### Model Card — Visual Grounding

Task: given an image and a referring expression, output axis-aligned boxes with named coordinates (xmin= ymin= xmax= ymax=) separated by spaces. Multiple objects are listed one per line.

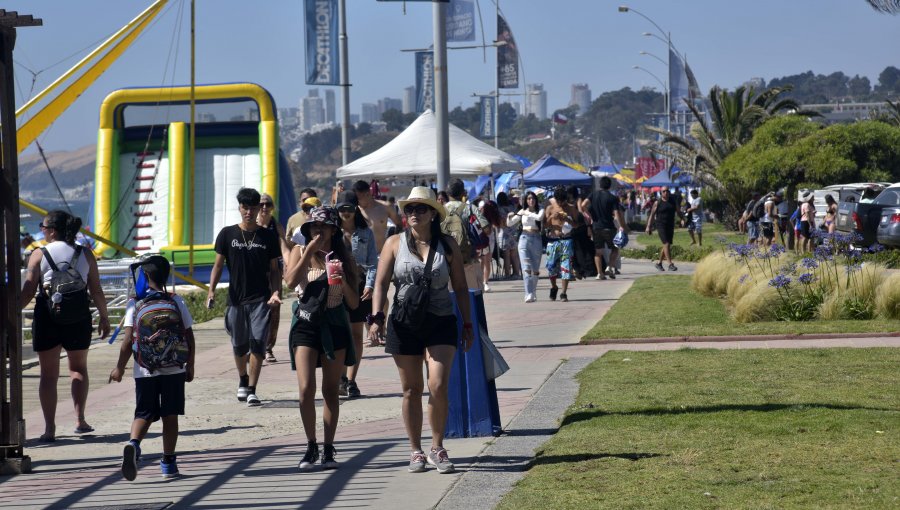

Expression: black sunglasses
xmin=259 ymin=202 xmax=273 ymax=208
xmin=338 ymin=205 xmax=356 ymax=213
xmin=403 ymin=204 xmax=432 ymax=215
xmin=39 ymin=222 xmax=53 ymax=230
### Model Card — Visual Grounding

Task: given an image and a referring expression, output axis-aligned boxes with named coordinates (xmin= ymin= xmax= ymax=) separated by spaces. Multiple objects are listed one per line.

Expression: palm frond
xmin=866 ymin=0 xmax=900 ymax=14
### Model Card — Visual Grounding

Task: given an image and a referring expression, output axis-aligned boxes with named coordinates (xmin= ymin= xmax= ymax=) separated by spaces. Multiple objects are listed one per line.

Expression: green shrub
xmin=180 ymin=287 xmax=230 ymax=324
xmin=622 ymin=244 xmax=715 ymax=263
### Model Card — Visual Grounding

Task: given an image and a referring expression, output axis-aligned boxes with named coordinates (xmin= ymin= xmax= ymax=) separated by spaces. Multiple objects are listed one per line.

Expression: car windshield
xmin=873 ymin=189 xmax=900 ymax=206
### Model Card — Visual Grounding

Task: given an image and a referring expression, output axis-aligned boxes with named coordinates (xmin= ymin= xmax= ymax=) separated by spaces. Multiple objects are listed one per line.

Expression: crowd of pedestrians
xmin=19 ymin=178 xmax=645 ymax=480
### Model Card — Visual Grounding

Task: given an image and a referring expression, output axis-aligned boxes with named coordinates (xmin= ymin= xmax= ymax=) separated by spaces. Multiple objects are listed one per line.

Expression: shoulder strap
xmin=40 ymin=247 xmax=60 ymax=272
xmin=68 ymin=245 xmax=83 ymax=267
xmin=423 ymin=235 xmax=438 ymax=280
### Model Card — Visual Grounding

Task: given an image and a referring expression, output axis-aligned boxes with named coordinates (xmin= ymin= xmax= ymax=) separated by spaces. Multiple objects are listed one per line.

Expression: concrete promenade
xmin=2 ymin=259 xmax=898 ymax=509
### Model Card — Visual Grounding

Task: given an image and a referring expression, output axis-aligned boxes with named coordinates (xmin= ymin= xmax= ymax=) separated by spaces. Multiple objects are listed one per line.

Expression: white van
xmin=813 ymin=183 xmax=891 ymax=227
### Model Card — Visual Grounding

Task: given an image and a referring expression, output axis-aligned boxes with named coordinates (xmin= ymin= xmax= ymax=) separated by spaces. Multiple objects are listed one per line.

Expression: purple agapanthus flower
xmin=768 ymin=274 xmax=792 ymax=289
xmin=798 ymin=273 xmax=816 ymax=285
xmin=868 ymin=243 xmax=885 ymax=253
xmin=800 ymin=257 xmax=819 ymax=270
xmin=769 ymin=244 xmax=786 ymax=257
xmin=780 ymin=262 xmax=798 ymax=274
xmin=845 ymin=263 xmax=862 ymax=275
xmin=738 ymin=274 xmax=750 ymax=284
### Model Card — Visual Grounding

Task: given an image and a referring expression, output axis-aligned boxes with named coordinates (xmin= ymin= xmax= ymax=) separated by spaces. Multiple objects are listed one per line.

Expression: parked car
xmin=835 ymin=183 xmax=899 ymax=246
xmin=877 ymin=207 xmax=900 ymax=247
xmin=814 ymin=183 xmax=890 ymax=228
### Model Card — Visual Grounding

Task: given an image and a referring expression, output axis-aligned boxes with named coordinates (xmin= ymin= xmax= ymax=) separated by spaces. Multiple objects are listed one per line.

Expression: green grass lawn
xmin=497 ymin=348 xmax=900 ymax=510
xmin=583 ymin=275 xmax=900 ymax=340
xmin=635 ymin=222 xmax=746 ymax=249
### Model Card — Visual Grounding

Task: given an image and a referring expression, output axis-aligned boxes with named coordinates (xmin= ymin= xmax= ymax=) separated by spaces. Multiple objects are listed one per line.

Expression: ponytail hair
xmin=45 ymin=210 xmax=82 ymax=245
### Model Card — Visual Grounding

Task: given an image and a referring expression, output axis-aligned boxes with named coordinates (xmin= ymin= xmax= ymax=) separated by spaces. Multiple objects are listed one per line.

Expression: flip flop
xmin=73 ymin=425 xmax=95 ymax=434
xmin=38 ymin=433 xmax=56 ymax=443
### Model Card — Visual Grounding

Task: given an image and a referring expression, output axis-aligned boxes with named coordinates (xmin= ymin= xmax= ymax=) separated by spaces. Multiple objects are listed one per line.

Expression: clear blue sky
xmin=8 ymin=0 xmax=899 ymax=153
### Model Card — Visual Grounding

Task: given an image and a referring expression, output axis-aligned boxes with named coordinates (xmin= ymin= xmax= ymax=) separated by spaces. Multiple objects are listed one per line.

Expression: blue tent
xmin=523 ymin=155 xmax=591 ymax=187
xmin=591 ymin=164 xmax=621 ymax=176
xmin=640 ymin=167 xmax=694 ymax=188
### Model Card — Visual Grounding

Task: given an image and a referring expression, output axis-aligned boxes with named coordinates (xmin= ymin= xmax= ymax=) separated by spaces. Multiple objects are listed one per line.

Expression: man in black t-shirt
xmin=208 ymin=188 xmax=282 ymax=407
xmin=581 ymin=176 xmax=627 ymax=280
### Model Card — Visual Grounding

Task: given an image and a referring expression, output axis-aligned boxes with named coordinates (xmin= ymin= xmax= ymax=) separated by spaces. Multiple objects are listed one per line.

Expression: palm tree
xmin=646 ymin=85 xmax=816 ymax=221
xmin=881 ymin=99 xmax=900 ymax=127
xmin=866 ymin=0 xmax=900 ymax=14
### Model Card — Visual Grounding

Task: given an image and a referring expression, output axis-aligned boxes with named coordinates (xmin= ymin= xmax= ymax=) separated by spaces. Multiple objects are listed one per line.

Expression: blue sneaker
xmin=122 ymin=441 xmax=140 ymax=481
xmin=160 ymin=458 xmax=180 ymax=479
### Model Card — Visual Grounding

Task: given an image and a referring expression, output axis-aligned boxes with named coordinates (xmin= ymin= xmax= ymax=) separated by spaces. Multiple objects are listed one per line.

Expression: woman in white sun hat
xmin=369 ymin=186 xmax=474 ymax=475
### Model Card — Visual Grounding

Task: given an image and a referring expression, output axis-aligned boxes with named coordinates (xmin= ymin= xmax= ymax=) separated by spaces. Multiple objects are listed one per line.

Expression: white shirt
xmin=39 ymin=241 xmax=90 ymax=285
xmin=291 ymin=229 xmax=307 ymax=247
xmin=123 ymin=293 xmax=193 ymax=378
xmin=518 ymin=208 xmax=544 ymax=230
xmin=689 ymin=197 xmax=703 ymax=224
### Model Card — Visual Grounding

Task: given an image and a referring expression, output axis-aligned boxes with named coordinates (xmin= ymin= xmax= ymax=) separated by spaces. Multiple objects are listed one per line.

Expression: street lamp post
xmin=632 ymin=65 xmax=668 ymax=131
xmin=620 ymin=6 xmax=676 ymax=133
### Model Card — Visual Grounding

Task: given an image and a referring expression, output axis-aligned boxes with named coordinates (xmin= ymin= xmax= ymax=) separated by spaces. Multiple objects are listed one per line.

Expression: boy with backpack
xmin=109 ymin=255 xmax=195 ymax=480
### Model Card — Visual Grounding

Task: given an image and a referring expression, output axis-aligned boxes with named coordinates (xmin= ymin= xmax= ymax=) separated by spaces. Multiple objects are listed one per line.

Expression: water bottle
xmin=51 ymin=292 xmax=63 ymax=304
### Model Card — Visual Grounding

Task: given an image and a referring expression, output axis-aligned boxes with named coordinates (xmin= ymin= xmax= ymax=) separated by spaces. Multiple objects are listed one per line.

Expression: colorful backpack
xmin=133 ymin=291 xmax=189 ymax=373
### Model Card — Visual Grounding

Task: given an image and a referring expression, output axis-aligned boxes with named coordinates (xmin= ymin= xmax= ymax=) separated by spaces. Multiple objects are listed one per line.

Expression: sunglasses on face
xmin=259 ymin=202 xmax=273 ymax=208
xmin=338 ymin=206 xmax=355 ymax=213
xmin=39 ymin=223 xmax=52 ymax=230
xmin=403 ymin=204 xmax=432 ymax=215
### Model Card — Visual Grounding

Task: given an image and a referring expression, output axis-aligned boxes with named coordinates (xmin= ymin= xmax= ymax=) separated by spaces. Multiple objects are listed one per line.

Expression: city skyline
xmin=6 ymin=0 xmax=898 ymax=152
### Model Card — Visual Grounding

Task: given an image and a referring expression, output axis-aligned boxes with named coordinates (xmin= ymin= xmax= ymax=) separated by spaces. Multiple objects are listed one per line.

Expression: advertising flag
xmin=480 ymin=96 xmax=496 ymax=138
xmin=446 ymin=0 xmax=476 ymax=42
xmin=305 ymin=0 xmax=339 ymax=85
xmin=668 ymin=48 xmax=691 ymax=113
xmin=415 ymin=51 xmax=435 ymax=113
xmin=685 ymin=59 xmax=702 ymax=104
xmin=497 ymin=15 xmax=519 ymax=89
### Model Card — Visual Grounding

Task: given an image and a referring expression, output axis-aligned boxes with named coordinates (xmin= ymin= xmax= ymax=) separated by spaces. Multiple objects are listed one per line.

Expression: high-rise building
xmin=278 ymin=107 xmax=299 ymax=128
xmin=300 ymin=90 xmax=325 ymax=131
xmin=377 ymin=97 xmax=402 ymax=114
xmin=570 ymin=83 xmax=591 ymax=115
xmin=526 ymin=83 xmax=547 ymax=120
xmin=402 ymin=86 xmax=416 ymax=114
xmin=325 ymin=89 xmax=336 ymax=124
xmin=361 ymin=103 xmax=379 ymax=123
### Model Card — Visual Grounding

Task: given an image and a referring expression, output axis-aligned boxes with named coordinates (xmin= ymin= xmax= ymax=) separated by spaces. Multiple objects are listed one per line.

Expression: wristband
xmin=366 ymin=312 xmax=385 ymax=326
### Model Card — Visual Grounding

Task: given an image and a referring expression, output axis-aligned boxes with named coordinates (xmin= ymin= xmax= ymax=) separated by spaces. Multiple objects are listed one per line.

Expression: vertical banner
xmin=415 ymin=51 xmax=435 ymax=113
xmin=480 ymin=96 xmax=496 ymax=138
xmin=668 ymin=48 xmax=691 ymax=113
xmin=305 ymin=0 xmax=339 ymax=86
xmin=497 ymin=15 xmax=519 ymax=89
xmin=446 ymin=0 xmax=476 ymax=41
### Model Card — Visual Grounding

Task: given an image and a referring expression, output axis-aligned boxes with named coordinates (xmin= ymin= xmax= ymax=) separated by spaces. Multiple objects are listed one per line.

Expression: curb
xmin=583 ymin=331 xmax=900 ymax=345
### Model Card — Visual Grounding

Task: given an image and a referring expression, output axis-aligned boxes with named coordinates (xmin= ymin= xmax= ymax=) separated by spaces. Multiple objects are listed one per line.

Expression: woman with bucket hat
xmin=284 ymin=206 xmax=359 ymax=471
xmin=368 ymin=186 xmax=474 ymax=474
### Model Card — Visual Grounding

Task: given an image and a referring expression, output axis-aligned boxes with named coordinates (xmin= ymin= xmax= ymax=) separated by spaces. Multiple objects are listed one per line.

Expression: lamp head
xmin=618 ymin=6 xmax=630 ymax=12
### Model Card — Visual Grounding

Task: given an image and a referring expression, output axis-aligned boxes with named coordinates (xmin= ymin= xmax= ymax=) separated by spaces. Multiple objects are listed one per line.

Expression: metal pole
xmin=493 ymin=0 xmax=500 ymax=150
xmin=188 ymin=0 xmax=195 ymax=276
xmin=339 ymin=0 xmax=351 ymax=166
xmin=433 ymin=1 xmax=450 ymax=191
xmin=666 ymin=31 xmax=671 ymax=134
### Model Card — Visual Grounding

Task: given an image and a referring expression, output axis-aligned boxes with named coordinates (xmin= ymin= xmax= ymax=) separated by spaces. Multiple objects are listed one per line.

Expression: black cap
xmin=138 ymin=255 xmax=171 ymax=285
xmin=336 ymin=191 xmax=358 ymax=209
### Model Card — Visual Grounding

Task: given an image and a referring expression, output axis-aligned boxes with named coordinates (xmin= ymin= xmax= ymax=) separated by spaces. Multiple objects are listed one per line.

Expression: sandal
xmin=73 ymin=425 xmax=94 ymax=434
xmin=560 ymin=293 xmax=568 ymax=302
xmin=549 ymin=286 xmax=558 ymax=301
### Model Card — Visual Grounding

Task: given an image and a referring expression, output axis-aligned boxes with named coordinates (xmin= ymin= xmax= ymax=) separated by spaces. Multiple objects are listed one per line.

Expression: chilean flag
xmin=552 ymin=112 xmax=568 ymax=124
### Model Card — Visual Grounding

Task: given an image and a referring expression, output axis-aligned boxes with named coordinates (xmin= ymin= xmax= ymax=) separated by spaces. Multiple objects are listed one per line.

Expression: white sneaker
xmin=246 ymin=393 xmax=261 ymax=407
xmin=483 ymin=283 xmax=491 ymax=293
xmin=525 ymin=293 xmax=536 ymax=303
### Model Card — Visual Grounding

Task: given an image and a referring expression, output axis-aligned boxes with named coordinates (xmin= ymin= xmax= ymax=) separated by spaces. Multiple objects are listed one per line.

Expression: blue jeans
xmin=518 ymin=232 xmax=543 ymax=296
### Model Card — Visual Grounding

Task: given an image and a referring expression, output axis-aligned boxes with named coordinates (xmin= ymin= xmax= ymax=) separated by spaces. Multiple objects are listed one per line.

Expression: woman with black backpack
xmin=20 ymin=210 xmax=111 ymax=442
xmin=368 ymin=187 xmax=474 ymax=474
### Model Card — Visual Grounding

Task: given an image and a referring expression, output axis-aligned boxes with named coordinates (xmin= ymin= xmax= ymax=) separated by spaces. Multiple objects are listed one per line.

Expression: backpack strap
xmin=422 ymin=235 xmax=438 ymax=285
xmin=68 ymin=245 xmax=83 ymax=268
xmin=40 ymin=247 xmax=61 ymax=272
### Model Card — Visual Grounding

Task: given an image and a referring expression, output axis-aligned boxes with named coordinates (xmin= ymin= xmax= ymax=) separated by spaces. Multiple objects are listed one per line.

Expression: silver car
xmin=876 ymin=207 xmax=900 ymax=247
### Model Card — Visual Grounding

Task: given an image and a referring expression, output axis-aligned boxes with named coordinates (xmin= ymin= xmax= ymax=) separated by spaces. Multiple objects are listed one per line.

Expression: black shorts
xmin=800 ymin=221 xmax=812 ymax=238
xmin=761 ymin=222 xmax=775 ymax=239
xmin=289 ymin=305 xmax=351 ymax=353
xmin=656 ymin=224 xmax=674 ymax=245
xmin=592 ymin=227 xmax=616 ymax=250
xmin=386 ymin=312 xmax=458 ymax=356
xmin=347 ymin=279 xmax=373 ymax=323
xmin=31 ymin=294 xmax=93 ymax=352
xmin=134 ymin=373 xmax=185 ymax=422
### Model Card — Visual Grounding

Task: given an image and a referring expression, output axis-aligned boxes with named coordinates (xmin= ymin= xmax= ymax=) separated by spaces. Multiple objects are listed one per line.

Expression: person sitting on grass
xmin=109 ymin=256 xmax=195 ymax=481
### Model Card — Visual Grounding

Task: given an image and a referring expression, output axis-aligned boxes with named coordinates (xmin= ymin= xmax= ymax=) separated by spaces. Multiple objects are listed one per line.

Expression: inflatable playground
xmin=91 ymin=82 xmax=297 ymax=282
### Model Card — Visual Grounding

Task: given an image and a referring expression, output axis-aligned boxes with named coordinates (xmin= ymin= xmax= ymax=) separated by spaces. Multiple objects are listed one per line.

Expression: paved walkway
xmin=2 ymin=258 xmax=898 ymax=509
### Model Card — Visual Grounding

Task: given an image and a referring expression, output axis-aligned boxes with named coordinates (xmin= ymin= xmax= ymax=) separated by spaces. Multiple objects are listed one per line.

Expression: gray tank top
xmin=393 ymin=232 xmax=453 ymax=316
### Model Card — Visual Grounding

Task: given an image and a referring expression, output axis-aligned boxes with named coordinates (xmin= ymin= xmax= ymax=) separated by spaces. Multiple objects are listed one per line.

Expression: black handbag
xmin=294 ymin=273 xmax=329 ymax=325
xmin=392 ymin=235 xmax=438 ymax=330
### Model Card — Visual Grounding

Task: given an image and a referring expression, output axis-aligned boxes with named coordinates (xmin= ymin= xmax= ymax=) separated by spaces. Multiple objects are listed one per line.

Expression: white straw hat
xmin=398 ymin=186 xmax=447 ymax=221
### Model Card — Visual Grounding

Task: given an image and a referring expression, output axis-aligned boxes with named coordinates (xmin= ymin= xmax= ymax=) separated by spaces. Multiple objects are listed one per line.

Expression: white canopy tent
xmin=336 ymin=110 xmax=522 ymax=178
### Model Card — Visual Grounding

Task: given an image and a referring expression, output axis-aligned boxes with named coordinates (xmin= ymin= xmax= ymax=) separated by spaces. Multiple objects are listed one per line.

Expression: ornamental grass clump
xmin=692 ymin=231 xmax=889 ymax=323
xmin=875 ymin=272 xmax=900 ymax=320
